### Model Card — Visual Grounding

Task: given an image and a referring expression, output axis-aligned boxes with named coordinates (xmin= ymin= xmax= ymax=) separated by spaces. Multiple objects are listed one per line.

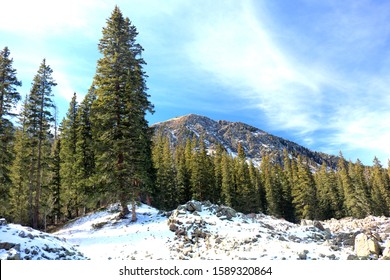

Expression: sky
xmin=1 ymin=0 xmax=390 ymax=166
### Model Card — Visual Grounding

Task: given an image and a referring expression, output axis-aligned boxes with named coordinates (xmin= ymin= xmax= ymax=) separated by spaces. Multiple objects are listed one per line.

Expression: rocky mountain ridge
xmin=152 ymin=114 xmax=338 ymax=167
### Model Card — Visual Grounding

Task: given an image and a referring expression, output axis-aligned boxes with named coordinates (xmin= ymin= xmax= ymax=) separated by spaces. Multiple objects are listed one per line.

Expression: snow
xmin=0 ymin=222 xmax=86 ymax=260
xmin=54 ymin=203 xmax=173 ymax=260
xmin=1 ymin=201 xmax=389 ymax=260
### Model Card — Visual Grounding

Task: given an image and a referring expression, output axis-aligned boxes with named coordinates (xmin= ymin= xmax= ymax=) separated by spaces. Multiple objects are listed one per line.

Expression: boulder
xmin=186 ymin=201 xmax=202 ymax=212
xmin=313 ymin=220 xmax=325 ymax=231
xmin=354 ymin=233 xmax=381 ymax=257
xmin=216 ymin=206 xmax=237 ymax=220
xmin=0 ymin=242 xmax=18 ymax=250
xmin=169 ymin=223 xmax=178 ymax=232
xmin=0 ymin=218 xmax=7 ymax=226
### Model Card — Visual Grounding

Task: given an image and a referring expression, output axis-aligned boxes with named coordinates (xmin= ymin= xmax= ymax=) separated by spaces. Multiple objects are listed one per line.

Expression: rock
xmin=0 ymin=218 xmax=7 ymax=226
xmin=216 ymin=206 xmax=236 ymax=220
xmin=354 ymin=233 xmax=381 ymax=257
xmin=347 ymin=255 xmax=359 ymax=260
xmin=186 ymin=201 xmax=202 ymax=212
xmin=383 ymin=224 xmax=390 ymax=233
xmin=313 ymin=220 xmax=325 ymax=231
xmin=169 ymin=223 xmax=178 ymax=232
xmin=0 ymin=242 xmax=18 ymax=250
xmin=382 ymin=241 xmax=390 ymax=258
xmin=175 ymin=229 xmax=187 ymax=236
xmin=298 ymin=250 xmax=309 ymax=260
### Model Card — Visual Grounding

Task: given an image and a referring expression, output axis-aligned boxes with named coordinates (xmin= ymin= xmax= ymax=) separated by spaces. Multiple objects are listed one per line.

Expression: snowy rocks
xmin=216 ymin=205 xmax=237 ymax=220
xmin=0 ymin=223 xmax=88 ymax=260
xmin=186 ymin=201 xmax=202 ymax=212
xmin=0 ymin=218 xmax=7 ymax=226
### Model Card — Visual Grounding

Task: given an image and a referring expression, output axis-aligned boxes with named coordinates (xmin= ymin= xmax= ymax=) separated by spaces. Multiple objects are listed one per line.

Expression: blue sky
xmin=1 ymin=0 xmax=390 ymax=166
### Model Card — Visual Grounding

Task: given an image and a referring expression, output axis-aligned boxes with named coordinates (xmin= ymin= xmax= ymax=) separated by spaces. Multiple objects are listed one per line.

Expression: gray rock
xmin=298 ymin=250 xmax=309 ymax=260
xmin=216 ymin=206 xmax=237 ymax=220
xmin=347 ymin=255 xmax=359 ymax=260
xmin=0 ymin=242 xmax=17 ymax=250
xmin=169 ymin=223 xmax=178 ymax=232
xmin=313 ymin=220 xmax=325 ymax=231
xmin=354 ymin=233 xmax=381 ymax=257
xmin=186 ymin=201 xmax=202 ymax=212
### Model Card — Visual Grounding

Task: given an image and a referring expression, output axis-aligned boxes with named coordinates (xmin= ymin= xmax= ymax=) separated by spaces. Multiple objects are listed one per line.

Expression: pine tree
xmin=234 ymin=143 xmax=254 ymax=212
xmin=248 ymin=160 xmax=264 ymax=212
xmin=261 ymin=153 xmax=282 ymax=217
xmin=0 ymin=47 xmax=22 ymax=218
xmin=212 ymin=144 xmax=224 ymax=204
xmin=370 ymin=157 xmax=390 ymax=216
xmin=9 ymin=125 xmax=30 ymax=225
xmin=175 ymin=142 xmax=191 ymax=204
xmin=221 ymin=151 xmax=234 ymax=206
xmin=336 ymin=155 xmax=366 ymax=218
xmin=190 ymin=136 xmax=213 ymax=201
xmin=23 ymin=59 xmax=56 ymax=228
xmin=49 ymin=137 xmax=61 ymax=224
xmin=292 ymin=156 xmax=317 ymax=220
xmin=350 ymin=159 xmax=371 ymax=218
xmin=60 ymin=93 xmax=80 ymax=218
xmin=315 ymin=162 xmax=343 ymax=220
xmin=75 ymin=86 xmax=97 ymax=211
xmin=91 ymin=7 xmax=154 ymax=220
xmin=280 ymin=150 xmax=295 ymax=221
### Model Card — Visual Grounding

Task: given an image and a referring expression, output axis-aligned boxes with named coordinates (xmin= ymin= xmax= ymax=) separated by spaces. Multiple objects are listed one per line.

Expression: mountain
xmin=151 ymin=114 xmax=338 ymax=168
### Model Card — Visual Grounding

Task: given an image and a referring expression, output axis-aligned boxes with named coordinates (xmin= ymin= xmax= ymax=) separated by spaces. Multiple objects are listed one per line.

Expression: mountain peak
xmin=152 ymin=114 xmax=338 ymax=167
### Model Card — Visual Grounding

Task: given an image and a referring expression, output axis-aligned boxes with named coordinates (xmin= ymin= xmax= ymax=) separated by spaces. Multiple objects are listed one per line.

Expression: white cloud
xmin=187 ymin=1 xmax=324 ymax=133
xmin=186 ymin=0 xmax=390 ymax=163
xmin=0 ymin=0 xmax=108 ymax=37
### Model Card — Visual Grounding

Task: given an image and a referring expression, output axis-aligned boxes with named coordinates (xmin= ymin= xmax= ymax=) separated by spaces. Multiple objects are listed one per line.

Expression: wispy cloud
xmin=185 ymin=0 xmax=390 ymax=163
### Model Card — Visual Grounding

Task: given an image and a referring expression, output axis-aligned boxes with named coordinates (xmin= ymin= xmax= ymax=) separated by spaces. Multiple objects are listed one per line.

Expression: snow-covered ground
xmin=54 ymin=203 xmax=173 ymax=260
xmin=1 ymin=201 xmax=390 ymax=260
xmin=0 ymin=218 xmax=86 ymax=260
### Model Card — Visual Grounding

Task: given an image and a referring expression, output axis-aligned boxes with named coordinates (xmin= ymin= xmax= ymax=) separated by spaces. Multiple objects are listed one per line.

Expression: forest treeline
xmin=1 ymin=7 xmax=390 ymax=230
xmin=151 ymin=134 xmax=390 ymax=222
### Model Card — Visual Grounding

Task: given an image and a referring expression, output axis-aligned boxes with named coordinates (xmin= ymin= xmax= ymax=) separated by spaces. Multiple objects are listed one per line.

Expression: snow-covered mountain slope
xmin=2 ymin=201 xmax=389 ymax=260
xmin=0 ymin=218 xmax=86 ymax=260
xmin=152 ymin=114 xmax=338 ymax=168
xmin=53 ymin=201 xmax=390 ymax=260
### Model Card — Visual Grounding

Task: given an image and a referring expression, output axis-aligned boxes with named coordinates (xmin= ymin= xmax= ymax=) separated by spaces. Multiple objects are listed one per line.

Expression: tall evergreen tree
xmin=60 ymin=93 xmax=80 ymax=218
xmin=75 ymin=86 xmax=97 ymax=211
xmin=91 ymin=7 xmax=154 ymax=221
xmin=24 ymin=59 xmax=56 ymax=228
xmin=175 ymin=142 xmax=191 ymax=204
xmin=292 ymin=156 xmax=317 ymax=220
xmin=261 ymin=153 xmax=282 ymax=217
xmin=370 ymin=157 xmax=390 ymax=216
xmin=221 ymin=151 xmax=234 ymax=206
xmin=0 ymin=47 xmax=22 ymax=218
xmin=9 ymin=121 xmax=30 ymax=225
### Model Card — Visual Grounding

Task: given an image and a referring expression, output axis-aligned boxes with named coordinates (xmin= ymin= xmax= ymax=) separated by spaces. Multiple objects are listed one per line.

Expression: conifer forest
xmin=1 ymin=7 xmax=390 ymax=230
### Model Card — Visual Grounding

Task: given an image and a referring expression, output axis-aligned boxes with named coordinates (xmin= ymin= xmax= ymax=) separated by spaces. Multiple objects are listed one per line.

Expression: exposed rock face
xmin=152 ymin=114 xmax=339 ymax=167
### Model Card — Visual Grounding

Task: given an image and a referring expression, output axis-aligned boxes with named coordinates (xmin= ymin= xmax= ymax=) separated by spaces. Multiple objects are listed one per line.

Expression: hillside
xmin=152 ymin=114 xmax=338 ymax=167
xmin=2 ymin=202 xmax=389 ymax=260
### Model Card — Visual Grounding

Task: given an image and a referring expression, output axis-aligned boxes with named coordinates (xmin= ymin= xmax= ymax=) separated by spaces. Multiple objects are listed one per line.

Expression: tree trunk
xmin=131 ymin=197 xmax=137 ymax=222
